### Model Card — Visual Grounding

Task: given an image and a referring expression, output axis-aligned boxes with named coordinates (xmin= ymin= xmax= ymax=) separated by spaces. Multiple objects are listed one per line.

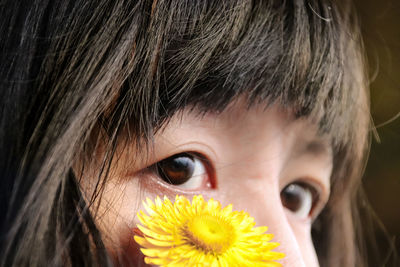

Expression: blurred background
xmin=354 ymin=0 xmax=400 ymax=265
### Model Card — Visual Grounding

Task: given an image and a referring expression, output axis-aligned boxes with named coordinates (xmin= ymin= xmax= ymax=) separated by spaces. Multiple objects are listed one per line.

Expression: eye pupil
xmin=157 ymin=154 xmax=195 ymax=185
xmin=281 ymin=184 xmax=303 ymax=212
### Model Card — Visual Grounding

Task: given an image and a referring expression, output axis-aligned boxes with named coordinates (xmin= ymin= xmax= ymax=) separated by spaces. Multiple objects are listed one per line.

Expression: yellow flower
xmin=134 ymin=195 xmax=284 ymax=266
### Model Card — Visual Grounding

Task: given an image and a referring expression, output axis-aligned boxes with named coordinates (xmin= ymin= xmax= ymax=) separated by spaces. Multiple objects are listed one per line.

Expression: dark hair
xmin=0 ymin=0 xmax=370 ymax=266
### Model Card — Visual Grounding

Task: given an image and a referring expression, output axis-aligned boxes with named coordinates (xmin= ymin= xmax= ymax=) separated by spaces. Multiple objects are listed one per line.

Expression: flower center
xmin=184 ymin=214 xmax=234 ymax=254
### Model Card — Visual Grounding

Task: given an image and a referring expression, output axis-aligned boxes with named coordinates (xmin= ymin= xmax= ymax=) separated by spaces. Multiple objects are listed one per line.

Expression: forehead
xmin=156 ymin=99 xmax=332 ymax=162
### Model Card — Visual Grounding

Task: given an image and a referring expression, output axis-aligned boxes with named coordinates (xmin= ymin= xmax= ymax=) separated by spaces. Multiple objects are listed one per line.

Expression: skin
xmin=79 ymin=99 xmax=332 ymax=266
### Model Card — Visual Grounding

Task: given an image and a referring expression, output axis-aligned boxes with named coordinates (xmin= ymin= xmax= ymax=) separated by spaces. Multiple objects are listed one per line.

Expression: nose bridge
xmin=251 ymin=187 xmax=307 ymax=267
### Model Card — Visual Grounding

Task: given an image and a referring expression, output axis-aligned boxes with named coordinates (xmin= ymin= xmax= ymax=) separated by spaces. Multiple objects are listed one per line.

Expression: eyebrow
xmin=294 ymin=139 xmax=332 ymax=159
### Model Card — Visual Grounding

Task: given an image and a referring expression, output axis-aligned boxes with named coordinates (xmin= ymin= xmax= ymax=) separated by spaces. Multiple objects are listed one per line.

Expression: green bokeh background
xmin=355 ymin=0 xmax=400 ymax=263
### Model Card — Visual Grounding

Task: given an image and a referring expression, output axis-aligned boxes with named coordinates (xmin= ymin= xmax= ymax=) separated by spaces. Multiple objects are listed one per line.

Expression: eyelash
xmin=149 ymin=152 xmax=322 ymax=219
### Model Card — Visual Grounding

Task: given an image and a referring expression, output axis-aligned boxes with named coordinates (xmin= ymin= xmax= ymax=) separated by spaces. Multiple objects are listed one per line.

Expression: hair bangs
xmin=114 ymin=0 xmax=366 ymax=150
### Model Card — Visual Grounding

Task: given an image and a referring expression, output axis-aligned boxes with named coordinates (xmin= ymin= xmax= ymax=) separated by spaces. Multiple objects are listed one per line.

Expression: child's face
xmin=81 ymin=99 xmax=332 ymax=266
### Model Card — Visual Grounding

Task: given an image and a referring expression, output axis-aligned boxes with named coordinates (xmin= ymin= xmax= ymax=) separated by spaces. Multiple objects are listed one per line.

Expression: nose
xmin=221 ymin=180 xmax=318 ymax=267
xmin=259 ymin=202 xmax=309 ymax=267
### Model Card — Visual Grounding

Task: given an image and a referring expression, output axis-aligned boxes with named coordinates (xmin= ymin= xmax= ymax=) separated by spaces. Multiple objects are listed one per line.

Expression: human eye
xmin=280 ymin=182 xmax=320 ymax=220
xmin=151 ymin=152 xmax=215 ymax=190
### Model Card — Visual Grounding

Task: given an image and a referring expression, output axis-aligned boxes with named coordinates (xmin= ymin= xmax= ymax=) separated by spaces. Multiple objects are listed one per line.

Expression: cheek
xmin=111 ymin=227 xmax=148 ymax=267
xmin=83 ymin=179 xmax=145 ymax=265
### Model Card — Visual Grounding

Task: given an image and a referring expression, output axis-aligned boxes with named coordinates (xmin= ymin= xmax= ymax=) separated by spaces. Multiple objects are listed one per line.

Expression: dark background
xmin=355 ymin=0 xmax=400 ymax=264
